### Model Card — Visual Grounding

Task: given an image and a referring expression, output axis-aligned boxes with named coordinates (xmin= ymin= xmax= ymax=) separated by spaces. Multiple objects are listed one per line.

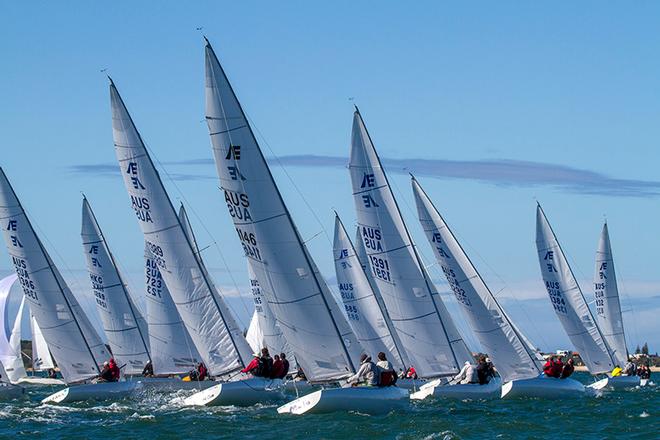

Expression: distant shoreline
xmin=574 ymin=365 xmax=660 ymax=372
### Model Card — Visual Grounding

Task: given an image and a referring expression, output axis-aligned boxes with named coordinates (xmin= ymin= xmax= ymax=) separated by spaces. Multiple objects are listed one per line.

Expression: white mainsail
xmin=30 ymin=312 xmax=55 ymax=371
xmin=109 ymin=79 xmax=252 ymax=376
xmin=535 ymin=204 xmax=614 ymax=374
xmin=0 ymin=168 xmax=109 ymax=383
xmin=412 ymin=177 xmax=543 ymax=383
xmin=349 ymin=109 xmax=472 ymax=378
xmin=81 ymin=197 xmax=151 ymax=374
xmin=144 ymin=244 xmax=200 ymax=375
xmin=204 ymin=39 xmax=362 ymax=382
xmin=333 ymin=214 xmax=406 ymax=369
xmin=0 ymin=273 xmax=26 ymax=382
xmin=247 ymin=260 xmax=291 ymax=358
xmin=594 ymin=223 xmax=628 ymax=367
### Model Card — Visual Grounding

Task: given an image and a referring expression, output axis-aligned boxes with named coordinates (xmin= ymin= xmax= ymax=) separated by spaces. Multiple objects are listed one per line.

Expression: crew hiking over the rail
xmin=477 ymin=356 xmax=496 ymax=385
xmin=241 ymin=348 xmax=274 ymax=378
xmin=98 ymin=359 xmax=120 ymax=382
xmin=543 ymin=356 xmax=564 ymax=378
xmin=270 ymin=353 xmax=290 ymax=379
xmin=376 ymin=352 xmax=397 ymax=386
xmin=453 ymin=361 xmax=479 ymax=384
xmin=348 ymin=354 xmax=379 ymax=386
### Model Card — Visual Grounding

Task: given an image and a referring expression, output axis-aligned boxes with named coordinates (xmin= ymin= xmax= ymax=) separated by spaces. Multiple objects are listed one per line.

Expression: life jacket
xmin=550 ymin=360 xmax=563 ymax=378
xmin=543 ymin=360 xmax=554 ymax=377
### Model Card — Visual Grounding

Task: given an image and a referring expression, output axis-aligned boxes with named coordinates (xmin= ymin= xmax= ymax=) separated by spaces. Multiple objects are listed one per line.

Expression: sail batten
xmin=204 ymin=40 xmax=362 ymax=382
xmin=110 ymin=80 xmax=252 ymax=376
xmin=348 ymin=109 xmax=472 ymax=378
xmin=535 ymin=205 xmax=614 ymax=374
xmin=412 ymin=177 xmax=543 ymax=382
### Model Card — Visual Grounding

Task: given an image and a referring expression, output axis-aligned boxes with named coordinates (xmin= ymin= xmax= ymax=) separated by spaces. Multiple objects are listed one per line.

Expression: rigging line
xmin=140 ymin=139 xmax=251 ymax=330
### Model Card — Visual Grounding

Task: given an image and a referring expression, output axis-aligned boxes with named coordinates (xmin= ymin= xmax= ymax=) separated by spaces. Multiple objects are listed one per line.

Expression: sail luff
xmin=535 ymin=204 xmax=614 ymax=374
xmin=204 ymin=39 xmax=361 ymax=380
xmin=412 ymin=176 xmax=543 ymax=382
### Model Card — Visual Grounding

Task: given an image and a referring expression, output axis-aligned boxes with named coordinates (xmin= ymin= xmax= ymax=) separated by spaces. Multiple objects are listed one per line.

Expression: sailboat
xmin=333 ymin=214 xmax=407 ymax=372
xmin=198 ymin=38 xmax=407 ymax=414
xmin=23 ymin=311 xmax=65 ymax=385
xmin=0 ymin=168 xmax=141 ymax=404
xmin=535 ymin=204 xmax=617 ymax=391
xmin=0 ymin=358 xmax=24 ymax=400
xmin=590 ymin=223 xmax=640 ymax=390
xmin=410 ymin=177 xmax=584 ymax=399
xmin=347 ymin=109 xmax=483 ymax=399
xmin=0 ymin=273 xmax=26 ymax=383
xmin=109 ymin=76 xmax=289 ymax=406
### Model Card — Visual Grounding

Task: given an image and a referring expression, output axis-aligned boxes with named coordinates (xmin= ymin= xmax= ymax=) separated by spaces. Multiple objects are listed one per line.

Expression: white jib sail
xmin=535 ymin=204 xmax=614 ymax=374
xmin=109 ymin=79 xmax=251 ymax=376
xmin=144 ymin=244 xmax=200 ymax=375
xmin=245 ymin=311 xmax=265 ymax=354
xmin=0 ymin=274 xmax=27 ymax=383
xmin=349 ymin=109 xmax=472 ymax=378
xmin=30 ymin=311 xmax=54 ymax=371
xmin=412 ymin=177 xmax=543 ymax=383
xmin=205 ymin=39 xmax=362 ymax=382
xmin=81 ymin=197 xmax=151 ymax=374
xmin=594 ymin=223 xmax=628 ymax=367
xmin=334 ymin=214 xmax=406 ymax=370
xmin=247 ymin=260 xmax=292 ymax=359
xmin=0 ymin=168 xmax=109 ymax=383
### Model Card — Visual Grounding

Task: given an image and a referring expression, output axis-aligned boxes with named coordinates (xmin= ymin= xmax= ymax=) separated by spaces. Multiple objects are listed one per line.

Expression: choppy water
xmin=0 ymin=373 xmax=657 ymax=440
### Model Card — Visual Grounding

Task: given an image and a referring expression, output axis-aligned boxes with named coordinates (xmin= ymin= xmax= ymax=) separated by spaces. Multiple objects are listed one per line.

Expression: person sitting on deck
xmin=142 ymin=361 xmax=154 ymax=377
xmin=543 ymin=356 xmax=563 ymax=378
xmin=241 ymin=348 xmax=273 ymax=378
xmin=47 ymin=368 xmax=57 ymax=379
xmin=109 ymin=358 xmax=120 ymax=381
xmin=453 ymin=361 xmax=479 ymax=385
xmin=405 ymin=366 xmax=418 ymax=379
xmin=611 ymin=365 xmax=622 ymax=377
xmin=197 ymin=363 xmax=208 ymax=381
xmin=279 ymin=353 xmax=290 ymax=379
xmin=348 ymin=354 xmax=379 ymax=386
xmin=637 ymin=364 xmax=650 ymax=380
xmin=376 ymin=352 xmax=397 ymax=386
xmin=98 ymin=361 xmax=115 ymax=382
xmin=561 ymin=358 xmax=575 ymax=379
xmin=270 ymin=355 xmax=284 ymax=379
xmin=293 ymin=366 xmax=306 ymax=381
xmin=622 ymin=360 xmax=637 ymax=376
xmin=477 ymin=356 xmax=495 ymax=385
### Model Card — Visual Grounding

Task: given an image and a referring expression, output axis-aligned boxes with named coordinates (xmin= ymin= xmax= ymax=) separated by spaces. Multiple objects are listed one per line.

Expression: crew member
xmin=348 ymin=354 xmax=379 ymax=386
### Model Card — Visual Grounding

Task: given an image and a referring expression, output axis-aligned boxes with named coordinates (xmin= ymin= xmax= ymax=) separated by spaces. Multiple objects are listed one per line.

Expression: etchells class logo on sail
xmin=126 ymin=162 xmax=152 ymax=223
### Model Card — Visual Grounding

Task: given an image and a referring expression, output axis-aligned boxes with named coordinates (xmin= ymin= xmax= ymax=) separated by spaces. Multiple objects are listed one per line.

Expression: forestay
xmin=30 ymin=312 xmax=55 ymax=370
xmin=0 ymin=274 xmax=26 ymax=382
xmin=204 ymin=39 xmax=361 ymax=382
xmin=594 ymin=223 xmax=628 ymax=367
xmin=0 ymin=168 xmax=108 ymax=383
xmin=412 ymin=177 xmax=542 ymax=383
xmin=81 ymin=197 xmax=151 ymax=374
xmin=349 ymin=109 xmax=472 ymax=378
xmin=109 ymin=79 xmax=251 ymax=376
xmin=333 ymin=215 xmax=406 ymax=369
xmin=144 ymin=244 xmax=200 ymax=375
xmin=535 ymin=205 xmax=614 ymax=374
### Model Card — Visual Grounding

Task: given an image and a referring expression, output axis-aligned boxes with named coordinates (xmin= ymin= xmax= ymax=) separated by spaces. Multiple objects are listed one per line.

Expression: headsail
xmin=0 ymin=274 xmax=27 ymax=383
xmin=0 ymin=168 xmax=108 ymax=383
xmin=144 ymin=244 xmax=200 ymax=375
xmin=333 ymin=214 xmax=406 ymax=370
xmin=110 ymin=79 xmax=251 ymax=376
xmin=535 ymin=204 xmax=614 ymax=374
xmin=30 ymin=311 xmax=55 ymax=371
xmin=81 ymin=197 xmax=151 ymax=374
xmin=205 ymin=39 xmax=361 ymax=382
xmin=594 ymin=223 xmax=628 ymax=367
xmin=412 ymin=177 xmax=542 ymax=383
xmin=349 ymin=109 xmax=472 ymax=378
xmin=245 ymin=311 xmax=264 ymax=354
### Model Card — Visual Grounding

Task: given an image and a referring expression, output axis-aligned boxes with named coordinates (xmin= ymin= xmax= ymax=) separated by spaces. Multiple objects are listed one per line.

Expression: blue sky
xmin=1 ymin=1 xmax=659 ymax=354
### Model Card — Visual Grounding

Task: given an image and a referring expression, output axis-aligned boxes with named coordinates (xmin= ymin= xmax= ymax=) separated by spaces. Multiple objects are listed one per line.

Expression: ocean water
xmin=0 ymin=373 xmax=656 ymax=440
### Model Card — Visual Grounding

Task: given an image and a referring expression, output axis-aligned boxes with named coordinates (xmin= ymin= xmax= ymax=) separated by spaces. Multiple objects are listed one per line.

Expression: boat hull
xmin=183 ymin=378 xmax=284 ymax=407
xmin=501 ymin=376 xmax=585 ymax=399
xmin=42 ymin=381 xmax=143 ymax=404
xmin=277 ymin=386 xmax=409 ymax=415
xmin=0 ymin=383 xmax=25 ymax=400
xmin=589 ymin=375 xmax=641 ymax=391
xmin=410 ymin=378 xmax=501 ymax=400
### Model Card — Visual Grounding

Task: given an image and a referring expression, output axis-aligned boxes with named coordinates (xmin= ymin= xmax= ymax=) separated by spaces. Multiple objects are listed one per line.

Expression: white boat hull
xmin=501 ymin=376 xmax=585 ymax=399
xmin=17 ymin=377 xmax=66 ymax=386
xmin=183 ymin=378 xmax=284 ymax=407
xmin=588 ymin=375 xmax=641 ymax=391
xmin=0 ymin=383 xmax=25 ymax=400
xmin=278 ymin=386 xmax=409 ymax=415
xmin=42 ymin=381 xmax=143 ymax=404
xmin=410 ymin=378 xmax=501 ymax=400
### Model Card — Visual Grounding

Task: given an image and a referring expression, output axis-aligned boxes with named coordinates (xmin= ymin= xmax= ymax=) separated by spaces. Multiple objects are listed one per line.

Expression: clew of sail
xmin=349 ymin=109 xmax=472 ymax=378
xmin=334 ymin=214 xmax=406 ymax=370
xmin=535 ymin=204 xmax=614 ymax=374
xmin=594 ymin=223 xmax=628 ymax=367
xmin=81 ymin=197 xmax=151 ymax=374
xmin=412 ymin=176 xmax=542 ymax=383
xmin=0 ymin=168 xmax=108 ymax=383
xmin=204 ymin=39 xmax=362 ymax=382
xmin=109 ymin=79 xmax=251 ymax=376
